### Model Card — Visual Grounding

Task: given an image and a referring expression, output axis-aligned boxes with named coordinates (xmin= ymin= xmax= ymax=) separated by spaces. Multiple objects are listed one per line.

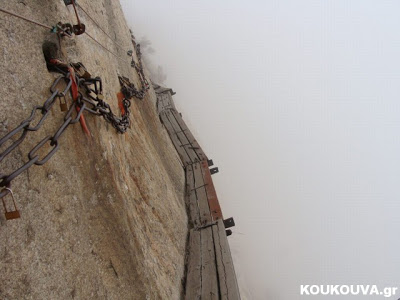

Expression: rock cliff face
xmin=0 ymin=1 xmax=187 ymax=299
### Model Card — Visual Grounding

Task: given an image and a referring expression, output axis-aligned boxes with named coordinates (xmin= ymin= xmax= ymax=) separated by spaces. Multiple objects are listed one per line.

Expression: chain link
xmin=122 ymin=44 xmax=150 ymax=100
xmin=0 ymin=72 xmax=78 ymax=187
xmin=0 ymin=4 xmax=152 ymax=219
xmin=0 ymin=43 xmax=149 ymax=196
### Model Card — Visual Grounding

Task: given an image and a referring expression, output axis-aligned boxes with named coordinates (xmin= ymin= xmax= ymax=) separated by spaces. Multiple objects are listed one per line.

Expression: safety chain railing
xmin=0 ymin=71 xmax=77 ymax=218
xmin=123 ymin=45 xmax=150 ymax=100
xmin=0 ymin=68 xmax=139 ymax=219
xmin=0 ymin=49 xmax=149 ymax=221
xmin=0 ymin=0 xmax=152 ymax=221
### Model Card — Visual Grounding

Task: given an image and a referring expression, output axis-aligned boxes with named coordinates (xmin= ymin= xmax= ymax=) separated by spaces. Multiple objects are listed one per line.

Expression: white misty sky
xmin=120 ymin=1 xmax=400 ymax=299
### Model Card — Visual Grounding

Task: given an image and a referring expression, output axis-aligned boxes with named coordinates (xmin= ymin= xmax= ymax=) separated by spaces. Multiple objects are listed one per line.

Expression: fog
xmin=120 ymin=1 xmax=400 ymax=299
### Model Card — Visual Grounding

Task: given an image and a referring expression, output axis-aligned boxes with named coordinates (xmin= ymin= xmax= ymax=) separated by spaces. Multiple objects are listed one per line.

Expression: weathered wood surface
xmin=170 ymin=109 xmax=207 ymax=162
xmin=185 ymin=222 xmax=240 ymax=300
xmin=214 ymin=219 xmax=241 ymax=300
xmin=155 ymin=88 xmax=207 ymax=163
xmin=185 ymin=229 xmax=202 ymax=300
xmin=201 ymin=226 xmax=219 ymax=299
xmin=212 ymin=224 xmax=228 ymax=299
xmin=155 ymin=88 xmax=177 ymax=113
xmin=165 ymin=110 xmax=199 ymax=164
xmin=158 ymin=95 xmax=200 ymax=167
xmin=186 ymin=164 xmax=200 ymax=227
xmin=159 ymin=110 xmax=191 ymax=166
xmin=156 ymin=88 xmax=240 ymax=300
xmin=156 ymin=92 xmax=168 ymax=113
xmin=193 ymin=162 xmax=212 ymax=225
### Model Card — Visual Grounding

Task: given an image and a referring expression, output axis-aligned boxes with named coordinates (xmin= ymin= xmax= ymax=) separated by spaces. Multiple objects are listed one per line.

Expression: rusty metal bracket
xmin=223 ymin=217 xmax=235 ymax=229
xmin=210 ymin=167 xmax=219 ymax=175
xmin=207 ymin=159 xmax=214 ymax=166
xmin=1 ymin=188 xmax=20 ymax=220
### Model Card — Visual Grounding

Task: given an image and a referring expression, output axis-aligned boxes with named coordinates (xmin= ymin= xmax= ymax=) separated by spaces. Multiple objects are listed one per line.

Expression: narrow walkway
xmin=154 ymin=85 xmax=241 ymax=300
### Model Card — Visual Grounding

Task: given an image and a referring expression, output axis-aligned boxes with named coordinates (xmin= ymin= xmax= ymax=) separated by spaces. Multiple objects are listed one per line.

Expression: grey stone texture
xmin=0 ymin=1 xmax=187 ymax=299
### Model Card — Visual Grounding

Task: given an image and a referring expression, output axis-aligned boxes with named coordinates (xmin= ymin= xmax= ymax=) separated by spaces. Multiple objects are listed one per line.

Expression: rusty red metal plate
xmin=200 ymin=160 xmax=223 ymax=220
xmin=117 ymin=92 xmax=126 ymax=115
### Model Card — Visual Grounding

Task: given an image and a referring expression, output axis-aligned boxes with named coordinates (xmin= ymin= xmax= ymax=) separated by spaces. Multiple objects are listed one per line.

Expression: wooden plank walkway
xmin=155 ymin=88 xmax=207 ymax=165
xmin=170 ymin=109 xmax=207 ymax=162
xmin=155 ymin=87 xmax=240 ymax=300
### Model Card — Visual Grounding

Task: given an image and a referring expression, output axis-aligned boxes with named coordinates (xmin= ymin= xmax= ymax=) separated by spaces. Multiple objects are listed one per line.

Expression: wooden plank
xmin=156 ymin=92 xmax=174 ymax=113
xmin=166 ymin=92 xmax=177 ymax=110
xmin=165 ymin=110 xmax=199 ymax=164
xmin=157 ymin=88 xmax=240 ymax=300
xmin=201 ymin=160 xmax=223 ymax=220
xmin=165 ymin=110 xmax=196 ymax=165
xmin=214 ymin=219 xmax=241 ymax=300
xmin=172 ymin=110 xmax=206 ymax=161
xmin=170 ymin=109 xmax=207 ymax=161
xmin=156 ymin=94 xmax=161 ymax=113
xmin=161 ymin=94 xmax=168 ymax=112
xmin=186 ymin=164 xmax=200 ymax=227
xmin=169 ymin=109 xmax=204 ymax=161
xmin=201 ymin=226 xmax=219 ymax=300
xmin=163 ymin=93 xmax=173 ymax=109
xmin=157 ymin=86 xmax=240 ymax=299
xmin=212 ymin=224 xmax=228 ymax=299
xmin=157 ymin=93 xmax=205 ymax=162
xmin=156 ymin=93 xmax=167 ymax=113
xmin=159 ymin=111 xmax=191 ymax=166
xmin=193 ymin=162 xmax=212 ymax=225
xmin=185 ymin=229 xmax=202 ymax=300
xmin=157 ymin=93 xmax=174 ymax=111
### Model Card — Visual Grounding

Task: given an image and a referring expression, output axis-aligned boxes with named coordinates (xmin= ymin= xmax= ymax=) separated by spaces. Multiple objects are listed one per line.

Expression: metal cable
xmin=77 ymin=3 xmax=126 ymax=51
xmin=0 ymin=7 xmax=128 ymax=65
xmin=0 ymin=7 xmax=52 ymax=30
xmin=84 ymin=31 xmax=126 ymax=62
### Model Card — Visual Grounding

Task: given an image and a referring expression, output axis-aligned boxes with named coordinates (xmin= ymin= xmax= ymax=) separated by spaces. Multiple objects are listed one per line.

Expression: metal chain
xmin=0 ymin=3 xmax=151 ymax=219
xmin=82 ymin=43 xmax=149 ymax=132
xmin=122 ymin=45 xmax=150 ymax=100
xmin=0 ymin=72 xmax=81 ymax=190
xmin=0 ymin=45 xmax=149 ymax=216
xmin=82 ymin=76 xmax=132 ymax=133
